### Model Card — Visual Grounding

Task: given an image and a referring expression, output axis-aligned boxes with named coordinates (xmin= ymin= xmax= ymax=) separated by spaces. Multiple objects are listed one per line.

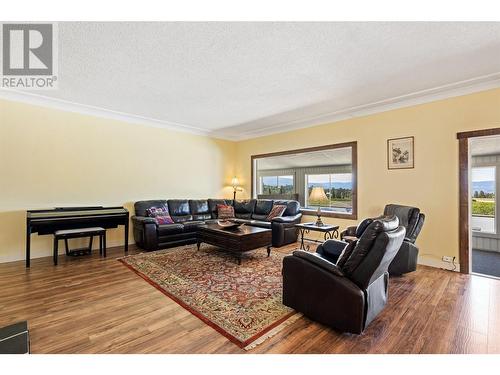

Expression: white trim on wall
xmin=0 ymin=89 xmax=212 ymax=137
xmin=418 ymin=256 xmax=460 ymax=273
xmin=224 ymin=72 xmax=500 ymax=140
xmin=2 ymin=72 xmax=500 ymax=141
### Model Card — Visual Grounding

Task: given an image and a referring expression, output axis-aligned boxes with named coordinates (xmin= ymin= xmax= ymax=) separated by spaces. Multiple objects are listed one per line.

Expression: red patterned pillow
xmin=267 ymin=205 xmax=287 ymax=220
xmin=146 ymin=206 xmax=174 ymax=225
xmin=217 ymin=204 xmax=235 ymax=219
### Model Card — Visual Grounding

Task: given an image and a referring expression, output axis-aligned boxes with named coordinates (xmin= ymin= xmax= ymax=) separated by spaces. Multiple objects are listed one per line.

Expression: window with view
xmin=251 ymin=142 xmax=357 ymax=219
xmin=471 ymin=166 xmax=496 ymax=233
xmin=305 ymin=173 xmax=353 ymax=214
xmin=259 ymin=175 xmax=294 ymax=195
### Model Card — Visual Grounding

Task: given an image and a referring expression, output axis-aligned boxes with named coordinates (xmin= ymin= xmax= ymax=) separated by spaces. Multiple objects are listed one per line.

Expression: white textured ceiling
xmin=5 ymin=22 xmax=500 ymax=140
xmin=256 ymin=148 xmax=351 ymax=170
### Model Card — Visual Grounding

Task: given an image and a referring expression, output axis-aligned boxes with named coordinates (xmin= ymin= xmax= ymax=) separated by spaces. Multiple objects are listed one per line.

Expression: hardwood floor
xmin=1 ymin=243 xmax=499 ymax=354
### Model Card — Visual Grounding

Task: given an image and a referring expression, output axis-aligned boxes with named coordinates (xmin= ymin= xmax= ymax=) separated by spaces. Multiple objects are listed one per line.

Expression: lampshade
xmin=309 ymin=186 xmax=328 ymax=202
xmin=231 ymin=177 xmax=239 ymax=187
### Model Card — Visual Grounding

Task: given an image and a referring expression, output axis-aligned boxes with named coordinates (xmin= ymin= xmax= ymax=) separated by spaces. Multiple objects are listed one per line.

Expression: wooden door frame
xmin=457 ymin=127 xmax=500 ymax=274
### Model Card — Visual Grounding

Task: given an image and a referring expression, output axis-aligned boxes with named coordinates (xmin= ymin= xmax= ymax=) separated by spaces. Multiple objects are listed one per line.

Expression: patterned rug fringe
xmin=243 ymin=313 xmax=302 ymax=351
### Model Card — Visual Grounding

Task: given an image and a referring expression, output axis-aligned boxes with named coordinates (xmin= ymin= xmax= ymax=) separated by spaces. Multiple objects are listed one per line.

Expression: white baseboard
xmin=0 ymin=240 xmax=135 ymax=264
xmin=418 ymin=256 xmax=460 ymax=272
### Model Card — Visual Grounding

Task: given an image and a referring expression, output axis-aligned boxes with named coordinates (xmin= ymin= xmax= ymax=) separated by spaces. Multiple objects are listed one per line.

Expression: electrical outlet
xmin=442 ymin=256 xmax=454 ymax=263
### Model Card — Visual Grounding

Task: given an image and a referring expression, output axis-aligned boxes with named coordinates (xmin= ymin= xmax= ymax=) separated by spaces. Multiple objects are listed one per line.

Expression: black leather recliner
xmin=282 ymin=215 xmax=405 ymax=334
xmin=132 ymin=198 xmax=302 ymax=251
xmin=341 ymin=204 xmax=425 ymax=275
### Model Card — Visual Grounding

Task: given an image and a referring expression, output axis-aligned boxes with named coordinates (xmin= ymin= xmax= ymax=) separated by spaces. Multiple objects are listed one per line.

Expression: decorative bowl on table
xmin=217 ymin=220 xmax=242 ymax=229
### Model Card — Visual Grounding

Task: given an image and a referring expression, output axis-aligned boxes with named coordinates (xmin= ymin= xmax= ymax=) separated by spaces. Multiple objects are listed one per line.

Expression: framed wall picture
xmin=387 ymin=136 xmax=414 ymax=169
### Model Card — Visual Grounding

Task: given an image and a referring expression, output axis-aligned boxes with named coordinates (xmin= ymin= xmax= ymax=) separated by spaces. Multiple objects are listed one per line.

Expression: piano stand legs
xmin=53 ymin=237 xmax=59 ymax=266
xmin=64 ymin=239 xmax=70 ymax=255
xmin=99 ymin=233 xmax=107 ymax=257
xmin=124 ymin=221 xmax=129 ymax=253
xmin=26 ymin=227 xmax=31 ymax=268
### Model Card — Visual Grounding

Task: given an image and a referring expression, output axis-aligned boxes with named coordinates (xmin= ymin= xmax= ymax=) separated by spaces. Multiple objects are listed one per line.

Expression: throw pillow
xmin=146 ymin=206 xmax=174 ymax=225
xmin=217 ymin=204 xmax=235 ymax=219
xmin=267 ymin=205 xmax=287 ymax=220
xmin=336 ymin=240 xmax=358 ymax=269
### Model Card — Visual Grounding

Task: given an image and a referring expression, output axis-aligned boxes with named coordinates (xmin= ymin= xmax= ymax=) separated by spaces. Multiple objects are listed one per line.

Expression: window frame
xmin=251 ymin=142 xmax=358 ymax=220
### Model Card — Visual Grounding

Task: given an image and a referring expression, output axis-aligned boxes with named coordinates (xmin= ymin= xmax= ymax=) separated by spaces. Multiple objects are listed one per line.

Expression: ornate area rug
xmin=119 ymin=244 xmax=298 ymax=349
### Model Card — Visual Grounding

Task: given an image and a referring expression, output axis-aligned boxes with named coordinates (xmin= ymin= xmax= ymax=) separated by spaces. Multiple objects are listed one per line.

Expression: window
xmin=471 ymin=166 xmax=496 ymax=233
xmin=259 ymin=175 xmax=294 ymax=194
xmin=305 ymin=173 xmax=353 ymax=214
xmin=251 ymin=142 xmax=357 ymax=219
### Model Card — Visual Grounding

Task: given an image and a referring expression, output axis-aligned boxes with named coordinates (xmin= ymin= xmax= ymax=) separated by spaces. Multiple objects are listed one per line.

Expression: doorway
xmin=458 ymin=128 xmax=500 ymax=277
xmin=470 ymin=137 xmax=500 ymax=277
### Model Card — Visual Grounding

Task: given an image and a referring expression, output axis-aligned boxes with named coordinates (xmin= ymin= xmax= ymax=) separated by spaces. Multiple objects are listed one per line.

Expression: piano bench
xmin=53 ymin=227 xmax=107 ymax=265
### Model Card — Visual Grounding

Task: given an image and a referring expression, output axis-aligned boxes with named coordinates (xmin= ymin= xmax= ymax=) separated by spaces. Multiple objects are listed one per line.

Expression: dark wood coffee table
xmin=197 ymin=223 xmax=272 ymax=265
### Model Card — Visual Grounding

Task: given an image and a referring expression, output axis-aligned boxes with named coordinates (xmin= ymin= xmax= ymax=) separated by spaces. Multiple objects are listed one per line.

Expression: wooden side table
xmin=294 ymin=222 xmax=340 ymax=251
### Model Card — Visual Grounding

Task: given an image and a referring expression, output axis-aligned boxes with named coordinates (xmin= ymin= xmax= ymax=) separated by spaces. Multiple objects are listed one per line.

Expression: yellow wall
xmin=3 ymin=88 xmax=500 ymax=266
xmin=236 ymin=88 xmax=500 ymax=268
xmin=0 ymin=99 xmax=236 ymax=262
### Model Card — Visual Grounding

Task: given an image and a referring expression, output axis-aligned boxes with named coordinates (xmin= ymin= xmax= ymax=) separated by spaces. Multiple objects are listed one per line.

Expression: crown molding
xmin=217 ymin=72 xmax=500 ymax=141
xmin=0 ymin=89 xmax=228 ymax=139
xmin=2 ymin=72 xmax=500 ymax=142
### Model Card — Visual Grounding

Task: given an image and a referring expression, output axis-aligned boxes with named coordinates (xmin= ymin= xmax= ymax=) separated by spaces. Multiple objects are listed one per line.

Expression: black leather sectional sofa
xmin=132 ymin=199 xmax=302 ymax=251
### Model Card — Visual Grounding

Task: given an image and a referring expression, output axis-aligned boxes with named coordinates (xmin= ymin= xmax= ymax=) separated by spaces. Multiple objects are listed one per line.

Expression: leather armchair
xmin=340 ymin=225 xmax=357 ymax=239
xmin=316 ymin=238 xmax=348 ymax=263
xmin=340 ymin=217 xmax=378 ymax=242
xmin=283 ymin=216 xmax=405 ymax=334
xmin=340 ymin=204 xmax=425 ymax=275
xmin=384 ymin=204 xmax=425 ymax=275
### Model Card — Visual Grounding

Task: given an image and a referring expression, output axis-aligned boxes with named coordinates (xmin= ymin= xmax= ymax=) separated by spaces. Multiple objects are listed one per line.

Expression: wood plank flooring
xmin=1 ymin=243 xmax=499 ymax=353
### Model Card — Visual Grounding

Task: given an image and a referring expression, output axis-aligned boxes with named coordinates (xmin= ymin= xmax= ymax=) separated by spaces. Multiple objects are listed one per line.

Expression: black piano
xmin=26 ymin=206 xmax=129 ymax=267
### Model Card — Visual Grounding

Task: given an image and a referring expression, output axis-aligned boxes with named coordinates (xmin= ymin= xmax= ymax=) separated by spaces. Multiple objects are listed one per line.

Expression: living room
xmin=2 ymin=1 xmax=500 ymax=373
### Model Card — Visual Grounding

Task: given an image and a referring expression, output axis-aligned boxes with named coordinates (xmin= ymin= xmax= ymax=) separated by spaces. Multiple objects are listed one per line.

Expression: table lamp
xmin=309 ymin=186 xmax=328 ymax=226
xmin=231 ymin=177 xmax=239 ymax=200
